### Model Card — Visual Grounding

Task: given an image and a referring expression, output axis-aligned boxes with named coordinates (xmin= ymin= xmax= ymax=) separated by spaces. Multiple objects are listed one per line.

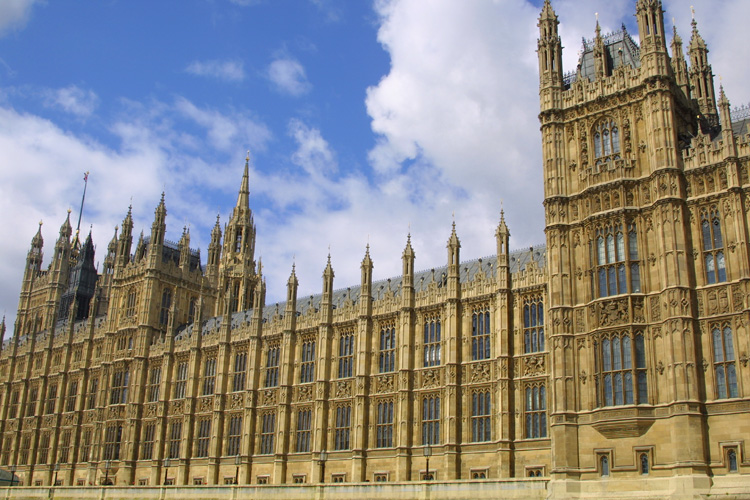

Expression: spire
xmin=148 ymin=193 xmax=167 ymax=265
xmin=53 ymin=210 xmax=73 ymax=265
xmin=688 ymin=9 xmax=718 ymax=125
xmin=103 ymin=225 xmax=118 ymax=274
xmin=447 ymin=220 xmax=461 ymax=278
xmin=361 ymin=245 xmax=373 ymax=289
xmin=237 ymin=151 xmax=250 ymax=211
xmin=59 ymin=210 xmax=72 ymax=241
xmin=593 ymin=14 xmax=608 ymax=79
xmin=718 ymin=84 xmax=738 ymax=158
xmin=537 ymin=0 xmax=563 ymax=103
xmin=285 ymin=263 xmax=299 ymax=330
xmin=31 ymin=220 xmax=44 ymax=250
xmin=116 ymin=205 xmax=133 ymax=269
xmin=636 ymin=0 xmax=670 ymax=79
xmin=179 ymin=225 xmax=191 ymax=270
xmin=322 ymin=253 xmax=334 ymax=302
xmin=671 ymin=24 xmax=690 ymax=97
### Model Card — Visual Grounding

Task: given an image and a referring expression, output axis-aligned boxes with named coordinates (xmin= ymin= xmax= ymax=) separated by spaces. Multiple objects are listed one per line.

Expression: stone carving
xmin=199 ymin=396 xmax=212 ymax=413
xmin=598 ymin=299 xmax=628 ymax=327
xmin=297 ymin=384 xmax=313 ymax=402
xmin=650 ymin=296 xmax=661 ymax=322
xmin=470 ymin=362 xmax=491 ymax=384
xmin=335 ymin=381 xmax=351 ymax=399
xmin=656 ymin=361 xmax=665 ymax=375
xmin=524 ymin=356 xmax=545 ymax=377
xmin=375 ymin=375 xmax=395 ymax=394
xmin=145 ymin=403 xmax=157 ymax=417
xmin=732 ymin=284 xmax=744 ymax=311
xmin=170 ymin=400 xmax=183 ymax=415
xmin=580 ymin=370 xmax=587 ymax=384
xmin=632 ymin=297 xmax=645 ymax=323
xmin=108 ymin=406 xmax=123 ymax=419
xmin=422 ymin=369 xmax=440 ymax=389
xmin=43 ymin=414 xmax=55 ymax=427
xmin=262 ymin=389 xmax=276 ymax=406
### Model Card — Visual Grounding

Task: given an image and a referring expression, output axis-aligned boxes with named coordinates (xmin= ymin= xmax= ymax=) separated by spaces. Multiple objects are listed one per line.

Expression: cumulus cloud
xmin=41 ymin=85 xmax=99 ymax=117
xmin=289 ymin=119 xmax=337 ymax=177
xmin=0 ymin=0 xmax=39 ymax=36
xmin=185 ymin=59 xmax=245 ymax=82
xmin=267 ymin=57 xmax=311 ymax=96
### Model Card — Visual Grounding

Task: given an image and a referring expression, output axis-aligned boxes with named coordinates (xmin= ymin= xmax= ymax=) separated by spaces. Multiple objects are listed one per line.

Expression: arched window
xmin=524 ymin=297 xmax=544 ymax=353
xmin=599 ymin=332 xmax=648 ymax=407
xmin=727 ymin=449 xmax=738 ymax=472
xmin=701 ymin=208 xmax=726 ymax=284
xmin=593 ymin=222 xmax=640 ymax=298
xmin=640 ymin=453 xmax=649 ymax=475
xmin=472 ymin=308 xmax=491 ymax=360
xmin=593 ymin=120 xmax=621 ymax=165
xmin=712 ymin=324 xmax=738 ymax=399
xmin=159 ymin=289 xmax=171 ymax=326
xmin=600 ymin=455 xmax=610 ymax=477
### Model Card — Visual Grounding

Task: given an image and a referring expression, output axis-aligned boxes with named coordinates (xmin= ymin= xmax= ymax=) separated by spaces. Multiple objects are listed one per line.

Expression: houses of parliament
xmin=1 ymin=1 xmax=749 ymax=498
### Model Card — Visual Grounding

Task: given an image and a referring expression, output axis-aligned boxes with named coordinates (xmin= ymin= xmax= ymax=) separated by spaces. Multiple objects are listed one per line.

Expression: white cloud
xmin=174 ymin=97 xmax=272 ymax=153
xmin=0 ymin=0 xmax=39 ymax=36
xmin=41 ymin=85 xmax=99 ymax=117
xmin=185 ymin=59 xmax=245 ymax=82
xmin=288 ymin=119 xmax=337 ymax=177
xmin=267 ymin=57 xmax=311 ymax=96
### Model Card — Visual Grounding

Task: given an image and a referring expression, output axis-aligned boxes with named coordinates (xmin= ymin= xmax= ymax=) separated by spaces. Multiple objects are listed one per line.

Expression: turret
xmin=670 ymin=25 xmax=690 ymax=99
xmin=103 ymin=226 xmax=118 ymax=275
xmin=718 ymin=85 xmax=738 ymax=158
xmin=321 ymin=254 xmax=334 ymax=324
xmin=401 ymin=234 xmax=415 ymax=308
xmin=688 ymin=11 xmax=718 ymax=127
xmin=447 ymin=221 xmax=461 ymax=297
xmin=116 ymin=206 xmax=133 ymax=269
xmin=593 ymin=20 xmax=609 ymax=79
xmin=495 ymin=210 xmax=511 ymax=287
xmin=53 ymin=210 xmax=73 ymax=264
xmin=222 ymin=153 xmax=256 ymax=266
xmin=206 ymin=214 xmax=222 ymax=283
xmin=537 ymin=0 xmax=563 ymax=111
xmin=59 ymin=231 xmax=98 ymax=321
xmin=284 ymin=264 xmax=298 ymax=332
xmin=148 ymin=192 xmax=167 ymax=266
xmin=636 ymin=0 xmax=670 ymax=79
xmin=360 ymin=245 xmax=373 ymax=316
xmin=178 ymin=226 xmax=191 ymax=271
xmin=25 ymin=221 xmax=44 ymax=280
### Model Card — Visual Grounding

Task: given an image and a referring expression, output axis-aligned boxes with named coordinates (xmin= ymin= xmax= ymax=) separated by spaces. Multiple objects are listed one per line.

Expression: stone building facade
xmin=0 ymin=1 xmax=749 ymax=497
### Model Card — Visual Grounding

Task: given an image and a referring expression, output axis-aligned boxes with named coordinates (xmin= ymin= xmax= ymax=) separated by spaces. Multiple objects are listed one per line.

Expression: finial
xmin=246 ymin=150 xmax=250 ymax=162
xmin=67 ymin=208 xmax=72 ymax=214
xmin=691 ymin=5 xmax=695 ymax=20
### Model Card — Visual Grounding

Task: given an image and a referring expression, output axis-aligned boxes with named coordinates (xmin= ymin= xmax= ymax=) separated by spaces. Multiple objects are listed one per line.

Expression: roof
xmin=175 ymin=244 xmax=547 ymax=340
xmin=564 ymin=26 xmax=640 ymax=87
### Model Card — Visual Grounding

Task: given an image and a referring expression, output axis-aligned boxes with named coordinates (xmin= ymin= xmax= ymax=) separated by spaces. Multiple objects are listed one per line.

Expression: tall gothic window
xmin=525 ymin=384 xmax=547 ymax=438
xmin=168 ymin=421 xmax=182 ymax=459
xmin=104 ymin=425 xmax=123 ymax=460
xmin=265 ymin=345 xmax=280 ymax=387
xmin=202 ymin=357 xmax=217 ymax=395
xmin=338 ymin=331 xmax=354 ymax=378
xmin=598 ymin=332 xmax=648 ymax=406
xmin=174 ymin=361 xmax=188 ymax=399
xmin=66 ymin=380 xmax=78 ymax=412
xmin=110 ymin=370 xmax=129 ymax=405
xmin=141 ymin=423 xmax=156 ymax=461
xmin=45 ymin=383 xmax=57 ymax=414
xmin=159 ymin=289 xmax=171 ymax=326
xmin=594 ymin=120 xmax=621 ymax=167
xmin=260 ymin=413 xmax=276 ymax=455
xmin=195 ymin=419 xmax=211 ymax=458
xmin=702 ymin=208 xmax=726 ymax=284
xmin=594 ymin=222 xmax=641 ymax=298
xmin=87 ymin=377 xmax=98 ymax=409
xmin=26 ymin=387 xmax=38 ymax=417
xmin=423 ymin=316 xmax=441 ymax=367
xmin=334 ymin=405 xmax=351 ymax=450
xmin=148 ymin=367 xmax=161 ymax=402
xmin=295 ymin=408 xmax=312 ymax=453
xmin=422 ymin=395 xmax=440 ymax=445
xmin=300 ymin=339 xmax=316 ymax=383
xmin=472 ymin=308 xmax=491 ymax=360
xmin=379 ymin=326 xmax=396 ymax=373
xmin=226 ymin=415 xmax=242 ymax=456
xmin=232 ymin=352 xmax=247 ymax=392
xmin=524 ymin=297 xmax=545 ymax=353
xmin=471 ymin=390 xmax=491 ymax=442
xmin=125 ymin=289 xmax=137 ymax=318
xmin=376 ymin=400 xmax=394 ymax=448
xmin=712 ymin=324 xmax=738 ymax=399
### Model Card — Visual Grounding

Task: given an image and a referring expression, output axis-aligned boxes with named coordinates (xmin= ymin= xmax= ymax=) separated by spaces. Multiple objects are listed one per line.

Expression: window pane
xmin=602 ymin=339 xmax=611 ymax=371
xmin=603 ymin=129 xmax=611 ymax=155
xmin=614 ymin=373 xmax=623 ymax=405
xmin=624 ymin=372 xmax=633 ymax=404
xmin=629 ymin=230 xmax=638 ymax=260
xmin=717 ymin=251 xmax=726 ymax=282
xmin=595 ymin=133 xmax=602 ymax=158
xmin=613 ymin=337 xmax=622 ymax=371
xmin=727 ymin=364 xmax=738 ymax=398
xmin=616 ymin=232 xmax=624 ymax=261
xmin=716 ymin=365 xmax=727 ymax=399
xmin=599 ymin=268 xmax=607 ymax=297
xmin=607 ymin=234 xmax=615 ymax=264
xmin=597 ymin=237 xmax=605 ymax=265
xmin=713 ymin=328 xmax=724 ymax=362
xmin=608 ymin=267 xmax=616 ymax=296
xmin=702 ymin=219 xmax=712 ymax=250
xmin=612 ymin=127 xmax=620 ymax=153
xmin=635 ymin=335 xmax=646 ymax=368
xmin=637 ymin=371 xmax=648 ymax=404
xmin=622 ymin=336 xmax=632 ymax=368
xmin=631 ymin=264 xmax=641 ymax=293
xmin=712 ymin=217 xmax=723 ymax=248
xmin=724 ymin=327 xmax=735 ymax=360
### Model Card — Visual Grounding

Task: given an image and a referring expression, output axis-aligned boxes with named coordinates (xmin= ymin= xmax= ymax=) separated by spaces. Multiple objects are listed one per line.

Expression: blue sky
xmin=1 ymin=0 xmax=749 ymax=331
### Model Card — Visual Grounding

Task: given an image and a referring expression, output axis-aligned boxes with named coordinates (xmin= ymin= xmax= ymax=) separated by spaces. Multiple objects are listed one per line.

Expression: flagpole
xmin=75 ymin=172 xmax=89 ymax=244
